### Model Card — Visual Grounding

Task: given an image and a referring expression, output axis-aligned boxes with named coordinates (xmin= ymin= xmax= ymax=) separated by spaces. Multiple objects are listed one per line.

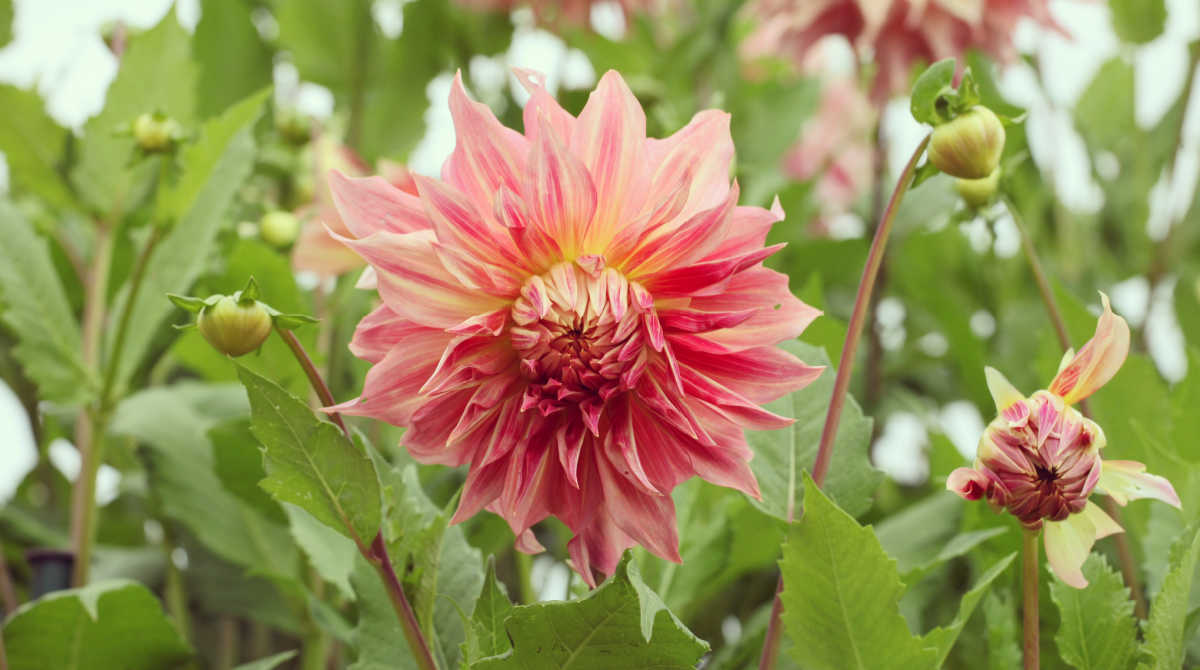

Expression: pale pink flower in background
xmin=328 ymin=69 xmax=822 ymax=585
xmin=948 ymin=294 xmax=1180 ymax=588
xmin=742 ymin=0 xmax=1065 ymax=101
xmin=292 ymin=133 xmax=420 ymax=277
xmin=782 ymin=76 xmax=876 ymax=233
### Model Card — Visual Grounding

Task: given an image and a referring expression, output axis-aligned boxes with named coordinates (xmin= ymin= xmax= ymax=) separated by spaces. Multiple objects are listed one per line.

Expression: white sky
xmin=0 ymin=0 xmax=1198 ymax=497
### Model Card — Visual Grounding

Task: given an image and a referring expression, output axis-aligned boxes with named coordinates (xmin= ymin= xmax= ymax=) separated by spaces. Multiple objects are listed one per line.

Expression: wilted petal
xmin=1049 ymin=293 xmax=1130 ymax=405
xmin=1097 ymin=460 xmax=1181 ymax=508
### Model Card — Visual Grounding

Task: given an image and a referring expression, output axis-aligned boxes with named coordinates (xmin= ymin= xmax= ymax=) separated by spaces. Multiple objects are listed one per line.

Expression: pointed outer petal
xmin=331 ymin=326 xmax=450 ymax=423
xmin=1043 ymin=513 xmax=1099 ymax=589
xmin=513 ymin=68 xmax=576 ymax=150
xmin=1056 ymin=348 xmax=1075 ymax=376
xmin=419 ymin=335 xmax=517 ymax=396
xmin=335 ymin=229 xmax=508 ymax=329
xmin=947 ymin=467 xmax=990 ymax=500
xmin=657 ymin=306 xmax=759 ymax=334
xmin=404 ymin=388 xmax=486 ymax=466
xmin=328 ymin=171 xmax=430 ymax=238
xmin=556 ymin=420 xmax=587 ymax=489
xmin=452 ymin=457 xmax=507 ymax=525
xmin=1097 ymin=460 xmax=1182 ymax=508
xmin=347 ymin=305 xmax=421 ymax=363
xmin=640 ymin=243 xmax=785 ymax=298
xmin=1049 ymin=293 xmax=1131 ymax=405
xmin=676 ymin=363 xmax=796 ymax=431
xmin=432 ymin=241 xmax=523 ymax=298
xmin=355 ymin=265 xmax=378 ymax=289
xmin=641 ymin=109 xmax=734 ymax=221
xmin=292 ymin=216 xmax=366 ymax=276
xmin=706 ymin=200 xmax=786 ymax=260
xmin=984 ymin=366 xmax=1025 ymax=414
xmin=494 ymin=185 xmax=561 ymax=273
xmin=412 ymin=174 xmax=526 ymax=277
xmin=524 ymin=113 xmax=599 ymax=259
xmin=442 ymin=72 xmax=529 ymax=214
xmin=514 ymin=529 xmax=546 ymax=554
xmin=1081 ymin=500 xmax=1124 ymax=539
xmin=641 ymin=398 xmax=762 ymax=499
xmin=496 ymin=429 xmax=563 ymax=536
xmin=622 ymin=182 xmax=740 ymax=279
xmin=570 ymin=70 xmax=646 ymax=249
xmin=602 ymin=396 xmax=663 ymax=494
xmin=672 ymin=336 xmax=825 ymax=404
xmin=595 ymin=445 xmax=682 ymax=564
xmin=567 ymin=509 xmax=636 ymax=588
xmin=633 ymin=364 xmax=712 ymax=445
xmin=602 ymin=161 xmax=693 ymax=266
xmin=682 ymin=266 xmax=822 ymax=351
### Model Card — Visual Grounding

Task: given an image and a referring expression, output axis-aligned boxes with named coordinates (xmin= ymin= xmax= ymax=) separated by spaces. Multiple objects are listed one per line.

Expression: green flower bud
xmin=133 ymin=113 xmax=184 ymax=153
xmin=276 ymin=109 xmax=312 ymax=145
xmin=928 ymin=106 xmax=1005 ymax=180
xmin=259 ymin=211 xmax=300 ymax=248
xmin=197 ymin=295 xmax=273 ymax=357
xmin=955 ymin=168 xmax=1001 ymax=208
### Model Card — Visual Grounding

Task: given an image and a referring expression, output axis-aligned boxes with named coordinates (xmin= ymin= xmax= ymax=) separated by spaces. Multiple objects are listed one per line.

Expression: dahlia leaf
xmin=1049 ymin=554 xmax=1138 ymax=670
xmin=780 ymin=473 xmax=938 ymax=670
xmin=921 ymin=552 xmax=1016 ymax=666
xmin=0 ymin=84 xmax=77 ymax=210
xmin=0 ymin=202 xmax=96 ymax=404
xmin=1110 ymin=0 xmax=1166 ymax=45
xmin=283 ymin=503 xmax=358 ymax=601
xmin=875 ymin=490 xmax=1008 ymax=576
xmin=747 ymin=340 xmax=880 ymax=520
xmin=1136 ymin=525 xmax=1200 ymax=670
xmin=194 ymin=0 xmax=273 ymax=119
xmin=232 ymin=651 xmax=299 ymax=670
xmin=471 ymin=552 xmax=709 ymax=670
xmin=462 ymin=558 xmax=515 ymax=664
xmin=349 ymin=556 xmax=421 ymax=670
xmin=0 ymin=580 xmax=193 ymax=669
xmin=70 ymin=13 xmax=197 ymax=215
xmin=111 ymin=383 xmax=299 ymax=580
xmin=0 ymin=0 xmax=10 ymax=48
xmin=110 ymin=89 xmax=269 ymax=392
xmin=983 ymin=591 xmax=1023 ymax=670
xmin=237 ymin=364 xmax=382 ymax=547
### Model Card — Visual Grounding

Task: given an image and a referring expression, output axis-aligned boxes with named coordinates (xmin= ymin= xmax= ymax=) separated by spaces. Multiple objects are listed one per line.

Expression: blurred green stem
xmin=162 ymin=526 xmax=192 ymax=642
xmin=1005 ymin=197 xmax=1148 ymax=618
xmin=98 ymin=225 xmax=163 ymax=408
xmin=1023 ymin=530 xmax=1039 ymax=670
xmin=515 ymin=550 xmax=535 ymax=604
xmin=0 ymin=539 xmax=17 ymax=614
xmin=758 ymin=134 xmax=931 ymax=670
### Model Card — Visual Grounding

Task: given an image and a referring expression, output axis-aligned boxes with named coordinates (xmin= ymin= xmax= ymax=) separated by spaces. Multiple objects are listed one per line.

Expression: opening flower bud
xmin=955 ymin=168 xmax=1000 ymax=208
xmin=198 ymin=295 xmax=273 ymax=357
xmin=259 ymin=211 xmax=300 ymax=248
xmin=133 ymin=113 xmax=183 ymax=153
xmin=928 ymin=106 xmax=1005 ymax=179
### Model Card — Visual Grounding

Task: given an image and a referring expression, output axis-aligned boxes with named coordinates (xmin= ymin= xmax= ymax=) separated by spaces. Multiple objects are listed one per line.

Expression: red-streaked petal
xmin=1097 ymin=460 xmax=1181 ymax=508
xmin=1049 ymin=293 xmax=1130 ymax=405
xmin=525 ymin=114 xmax=599 ymax=259
xmin=328 ymin=171 xmax=429 ymax=238
xmin=443 ymin=71 xmax=528 ymax=214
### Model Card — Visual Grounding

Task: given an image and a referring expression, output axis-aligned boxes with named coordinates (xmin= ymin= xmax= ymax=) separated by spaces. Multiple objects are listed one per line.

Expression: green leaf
xmin=1136 ymin=526 xmax=1200 ymax=670
xmin=472 ymin=552 xmax=708 ymax=669
xmin=284 ymin=503 xmax=357 ymax=600
xmin=1 ymin=580 xmax=192 ymax=669
xmin=0 ymin=203 xmax=94 ymax=404
xmin=0 ymin=0 xmax=12 ymax=47
xmin=983 ymin=591 xmax=1023 ymax=670
xmin=1110 ymin=0 xmax=1166 ymax=44
xmin=910 ymin=58 xmax=959 ymax=126
xmin=1050 ymin=554 xmax=1138 ymax=670
xmin=194 ymin=0 xmax=273 ymax=118
xmin=110 ymin=89 xmax=268 ymax=391
xmin=348 ymin=556 xmax=418 ymax=670
xmin=0 ymin=85 xmax=77 ymax=210
xmin=234 ymin=651 xmax=299 ymax=670
xmin=70 ymin=14 xmax=198 ymax=215
xmin=462 ymin=558 xmax=516 ymax=665
xmin=747 ymin=340 xmax=881 ymax=520
xmin=922 ymin=553 xmax=1016 ymax=666
xmin=875 ymin=491 xmax=1007 ymax=575
xmin=237 ymin=363 xmax=382 ymax=546
xmin=111 ymin=383 xmax=298 ymax=579
xmin=780 ymin=472 xmax=938 ymax=670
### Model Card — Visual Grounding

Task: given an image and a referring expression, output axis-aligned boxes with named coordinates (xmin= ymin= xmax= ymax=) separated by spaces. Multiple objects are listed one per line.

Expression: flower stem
xmin=1005 ymin=198 xmax=1148 ymax=619
xmin=274 ymin=326 xmax=438 ymax=670
xmin=98 ymin=226 xmax=163 ymax=409
xmin=1023 ymin=529 xmax=1040 ymax=670
xmin=0 ymin=539 xmax=17 ymax=614
xmin=758 ymin=134 xmax=930 ymax=670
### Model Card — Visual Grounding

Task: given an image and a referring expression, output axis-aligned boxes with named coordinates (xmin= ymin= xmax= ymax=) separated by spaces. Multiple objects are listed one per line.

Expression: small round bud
xmin=293 ymin=173 xmax=315 ymax=205
xmin=955 ymin=168 xmax=1000 ymax=208
xmin=198 ymin=296 xmax=273 ymax=357
xmin=928 ymin=106 xmax=1005 ymax=179
xmin=133 ymin=113 xmax=183 ymax=153
xmin=276 ymin=109 xmax=312 ymax=145
xmin=259 ymin=211 xmax=300 ymax=247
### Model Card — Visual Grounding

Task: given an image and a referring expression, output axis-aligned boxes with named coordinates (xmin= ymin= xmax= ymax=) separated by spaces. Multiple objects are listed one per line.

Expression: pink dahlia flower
xmin=948 ymin=294 xmax=1179 ymax=588
xmin=328 ymin=69 xmax=822 ymax=585
xmin=742 ymin=0 xmax=1065 ymax=100
xmin=293 ymin=133 xmax=420 ymax=277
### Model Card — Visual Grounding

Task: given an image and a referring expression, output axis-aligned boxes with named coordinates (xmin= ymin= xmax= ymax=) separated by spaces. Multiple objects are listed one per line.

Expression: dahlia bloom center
xmin=511 ymin=260 xmax=650 ymax=427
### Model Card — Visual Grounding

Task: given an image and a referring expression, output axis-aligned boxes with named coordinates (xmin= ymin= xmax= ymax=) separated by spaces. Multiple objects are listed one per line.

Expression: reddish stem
xmin=1023 ymin=530 xmax=1040 ymax=670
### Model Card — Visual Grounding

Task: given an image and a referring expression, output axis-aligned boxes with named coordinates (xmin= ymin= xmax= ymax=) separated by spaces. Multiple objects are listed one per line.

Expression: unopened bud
xmin=259 ymin=211 xmax=300 ymax=247
xmin=198 ymin=296 xmax=273 ymax=357
xmin=276 ymin=109 xmax=312 ymax=145
xmin=928 ymin=106 xmax=1005 ymax=180
xmin=955 ymin=168 xmax=1000 ymax=208
xmin=133 ymin=113 xmax=184 ymax=153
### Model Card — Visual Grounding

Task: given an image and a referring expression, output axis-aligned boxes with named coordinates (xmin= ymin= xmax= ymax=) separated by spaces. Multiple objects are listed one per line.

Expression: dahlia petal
xmin=347 ymin=305 xmax=421 ymax=363
xmin=404 ymin=389 xmax=480 ymax=466
xmin=707 ymin=200 xmax=785 ymax=259
xmin=514 ymin=529 xmax=546 ymax=554
xmin=1097 ymin=460 xmax=1181 ymax=508
xmin=513 ymin=68 xmax=575 ymax=151
xmin=595 ymin=450 xmax=682 ymax=565
xmin=947 ymin=467 xmax=990 ymax=501
xmin=642 ymin=244 xmax=785 ymax=298
xmin=1043 ymin=501 xmax=1122 ymax=588
xmin=673 ymin=339 xmax=824 ymax=404
xmin=526 ymin=114 xmax=599 ymax=258
xmin=571 ymin=70 xmax=645 ymax=247
xmin=414 ymin=175 xmax=524 ymax=275
xmin=452 ymin=458 xmax=507 ymax=525
xmin=328 ymin=171 xmax=429 ymax=238
xmin=292 ymin=212 xmax=366 ymax=276
xmin=685 ymin=267 xmax=822 ymax=351
xmin=1049 ymin=293 xmax=1131 ymax=405
xmin=643 ymin=109 xmax=734 ymax=220
xmin=331 ymin=326 xmax=450 ymax=425
xmin=567 ymin=510 xmax=635 ymax=588
xmin=984 ymin=366 xmax=1025 ymax=413
xmin=624 ymin=183 xmax=739 ymax=278
xmin=443 ymin=72 xmax=528 ymax=214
